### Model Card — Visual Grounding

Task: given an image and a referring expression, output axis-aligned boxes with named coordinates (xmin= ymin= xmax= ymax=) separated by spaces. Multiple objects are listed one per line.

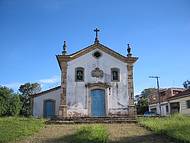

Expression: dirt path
xmin=17 ymin=123 xmax=175 ymax=143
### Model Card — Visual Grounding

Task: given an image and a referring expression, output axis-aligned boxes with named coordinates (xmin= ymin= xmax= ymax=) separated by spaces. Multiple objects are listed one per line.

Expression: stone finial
xmin=94 ymin=28 xmax=100 ymax=44
xmin=62 ymin=41 xmax=67 ymax=55
xmin=127 ymin=43 xmax=132 ymax=57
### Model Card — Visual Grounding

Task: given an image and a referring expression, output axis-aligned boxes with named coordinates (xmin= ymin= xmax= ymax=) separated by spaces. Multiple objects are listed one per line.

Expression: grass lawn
xmin=0 ymin=117 xmax=45 ymax=143
xmin=138 ymin=114 xmax=190 ymax=143
xmin=64 ymin=125 xmax=109 ymax=143
xmin=19 ymin=123 xmax=174 ymax=143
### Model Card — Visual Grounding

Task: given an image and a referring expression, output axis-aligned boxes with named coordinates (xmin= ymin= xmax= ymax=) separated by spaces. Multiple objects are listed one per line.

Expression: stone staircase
xmin=46 ymin=116 xmax=137 ymax=124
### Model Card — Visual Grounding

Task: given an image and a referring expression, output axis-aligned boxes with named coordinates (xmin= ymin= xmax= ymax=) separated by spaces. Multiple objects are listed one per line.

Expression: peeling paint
xmin=66 ymin=49 xmax=129 ymax=117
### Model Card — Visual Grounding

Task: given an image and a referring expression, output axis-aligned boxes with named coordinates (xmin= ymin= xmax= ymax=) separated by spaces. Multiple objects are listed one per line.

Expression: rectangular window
xmin=111 ymin=68 xmax=120 ymax=82
xmin=186 ymin=100 xmax=190 ymax=108
xmin=166 ymin=105 xmax=169 ymax=113
xmin=151 ymin=108 xmax=156 ymax=113
xmin=75 ymin=67 xmax=84 ymax=82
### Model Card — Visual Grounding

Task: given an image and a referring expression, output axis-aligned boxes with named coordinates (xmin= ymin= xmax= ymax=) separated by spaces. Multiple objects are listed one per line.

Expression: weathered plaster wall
xmin=66 ymin=49 xmax=128 ymax=117
xmin=170 ymin=96 xmax=190 ymax=115
xmin=33 ymin=88 xmax=61 ymax=117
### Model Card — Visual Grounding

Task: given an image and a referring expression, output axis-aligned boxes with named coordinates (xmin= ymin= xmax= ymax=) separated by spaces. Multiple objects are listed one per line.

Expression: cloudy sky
xmin=0 ymin=0 xmax=190 ymax=94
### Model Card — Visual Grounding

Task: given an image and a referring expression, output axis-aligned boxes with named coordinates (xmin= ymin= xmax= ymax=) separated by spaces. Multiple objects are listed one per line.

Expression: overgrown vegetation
xmin=138 ymin=114 xmax=190 ymax=143
xmin=0 ymin=117 xmax=44 ymax=143
xmin=0 ymin=83 xmax=41 ymax=117
xmin=65 ymin=125 xmax=109 ymax=143
xmin=0 ymin=86 xmax=21 ymax=116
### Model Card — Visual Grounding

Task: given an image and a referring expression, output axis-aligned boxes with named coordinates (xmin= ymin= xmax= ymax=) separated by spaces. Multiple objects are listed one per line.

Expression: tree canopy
xmin=136 ymin=88 xmax=157 ymax=114
xmin=183 ymin=80 xmax=190 ymax=89
xmin=19 ymin=82 xmax=41 ymax=116
xmin=0 ymin=86 xmax=21 ymax=116
xmin=19 ymin=82 xmax=41 ymax=96
xmin=141 ymin=88 xmax=157 ymax=97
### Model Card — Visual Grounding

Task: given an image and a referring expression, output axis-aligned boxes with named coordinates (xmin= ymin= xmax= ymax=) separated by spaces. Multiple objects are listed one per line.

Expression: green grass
xmin=65 ymin=125 xmax=109 ymax=143
xmin=0 ymin=117 xmax=45 ymax=143
xmin=138 ymin=114 xmax=190 ymax=143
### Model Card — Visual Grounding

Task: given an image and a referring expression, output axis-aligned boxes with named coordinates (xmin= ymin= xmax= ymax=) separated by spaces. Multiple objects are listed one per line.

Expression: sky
xmin=0 ymin=0 xmax=190 ymax=94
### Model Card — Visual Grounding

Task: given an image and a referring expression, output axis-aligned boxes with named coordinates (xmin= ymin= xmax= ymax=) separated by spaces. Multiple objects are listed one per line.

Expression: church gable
xmin=69 ymin=43 xmax=128 ymax=62
xmin=56 ymin=42 xmax=138 ymax=70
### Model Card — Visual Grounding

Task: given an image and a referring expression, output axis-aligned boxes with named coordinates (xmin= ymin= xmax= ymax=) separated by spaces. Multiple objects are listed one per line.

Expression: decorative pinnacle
xmin=127 ymin=43 xmax=132 ymax=57
xmin=94 ymin=28 xmax=100 ymax=44
xmin=62 ymin=41 xmax=67 ymax=55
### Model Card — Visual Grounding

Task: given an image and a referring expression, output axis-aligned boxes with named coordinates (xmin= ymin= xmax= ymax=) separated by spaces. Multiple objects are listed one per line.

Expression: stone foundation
xmin=58 ymin=105 xmax=67 ymax=117
xmin=128 ymin=105 xmax=137 ymax=117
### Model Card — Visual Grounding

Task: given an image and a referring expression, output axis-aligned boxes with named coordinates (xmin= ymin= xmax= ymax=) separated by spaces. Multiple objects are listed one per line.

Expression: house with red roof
xmin=148 ymin=88 xmax=190 ymax=116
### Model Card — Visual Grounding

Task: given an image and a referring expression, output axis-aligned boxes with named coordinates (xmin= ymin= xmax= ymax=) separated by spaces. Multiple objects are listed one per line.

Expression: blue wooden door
xmin=44 ymin=100 xmax=55 ymax=118
xmin=91 ymin=89 xmax=106 ymax=117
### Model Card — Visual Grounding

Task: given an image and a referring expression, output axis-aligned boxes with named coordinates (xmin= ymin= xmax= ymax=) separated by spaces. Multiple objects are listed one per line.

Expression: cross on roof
xmin=94 ymin=28 xmax=100 ymax=43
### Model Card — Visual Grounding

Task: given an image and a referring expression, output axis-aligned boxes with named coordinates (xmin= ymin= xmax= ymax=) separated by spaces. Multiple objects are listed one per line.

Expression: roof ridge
xmin=30 ymin=85 xmax=61 ymax=97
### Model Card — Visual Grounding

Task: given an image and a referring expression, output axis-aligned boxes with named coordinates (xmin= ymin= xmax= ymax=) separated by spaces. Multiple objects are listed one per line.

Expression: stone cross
xmin=94 ymin=28 xmax=100 ymax=43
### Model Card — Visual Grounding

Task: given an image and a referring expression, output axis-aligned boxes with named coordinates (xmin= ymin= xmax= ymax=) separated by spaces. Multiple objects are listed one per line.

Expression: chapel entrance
xmin=44 ymin=99 xmax=55 ymax=118
xmin=91 ymin=89 xmax=106 ymax=117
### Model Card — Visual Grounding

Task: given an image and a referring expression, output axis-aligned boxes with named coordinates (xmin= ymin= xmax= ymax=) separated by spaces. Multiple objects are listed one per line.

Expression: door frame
xmin=43 ymin=99 xmax=56 ymax=118
xmin=88 ymin=87 xmax=108 ymax=117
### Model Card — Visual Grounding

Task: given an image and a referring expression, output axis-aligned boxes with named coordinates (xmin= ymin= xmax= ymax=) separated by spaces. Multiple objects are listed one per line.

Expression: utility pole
xmin=149 ymin=76 xmax=161 ymax=116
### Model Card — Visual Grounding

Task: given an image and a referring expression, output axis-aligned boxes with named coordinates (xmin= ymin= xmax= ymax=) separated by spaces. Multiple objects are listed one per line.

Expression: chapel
xmin=31 ymin=29 xmax=138 ymax=118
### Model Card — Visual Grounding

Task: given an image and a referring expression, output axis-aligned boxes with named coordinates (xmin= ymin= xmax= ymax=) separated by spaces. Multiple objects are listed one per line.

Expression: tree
xmin=137 ymin=96 xmax=148 ymax=114
xmin=19 ymin=83 xmax=41 ymax=116
xmin=0 ymin=86 xmax=21 ymax=116
xmin=141 ymin=88 xmax=157 ymax=97
xmin=8 ymin=95 xmax=22 ymax=116
xmin=136 ymin=88 xmax=156 ymax=114
xmin=19 ymin=83 xmax=41 ymax=95
xmin=0 ymin=86 xmax=12 ymax=116
xmin=183 ymin=80 xmax=190 ymax=89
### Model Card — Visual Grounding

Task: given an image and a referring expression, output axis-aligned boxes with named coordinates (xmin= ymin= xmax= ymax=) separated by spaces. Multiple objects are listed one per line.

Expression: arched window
xmin=75 ymin=67 xmax=84 ymax=82
xmin=111 ymin=68 xmax=120 ymax=81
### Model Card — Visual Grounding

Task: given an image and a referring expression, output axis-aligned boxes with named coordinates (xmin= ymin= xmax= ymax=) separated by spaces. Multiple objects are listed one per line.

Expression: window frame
xmin=186 ymin=100 xmax=190 ymax=109
xmin=111 ymin=68 xmax=120 ymax=82
xmin=93 ymin=51 xmax=102 ymax=59
xmin=75 ymin=67 xmax=85 ymax=82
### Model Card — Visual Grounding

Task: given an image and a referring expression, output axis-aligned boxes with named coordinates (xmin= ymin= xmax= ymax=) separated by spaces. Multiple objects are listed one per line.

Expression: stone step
xmin=46 ymin=117 xmax=137 ymax=124
xmin=53 ymin=117 xmax=136 ymax=120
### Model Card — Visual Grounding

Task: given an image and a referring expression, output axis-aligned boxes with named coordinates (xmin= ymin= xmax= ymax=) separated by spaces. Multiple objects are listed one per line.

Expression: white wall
xmin=66 ymin=49 xmax=128 ymax=117
xmin=160 ymin=104 xmax=168 ymax=116
xmin=169 ymin=96 xmax=190 ymax=115
xmin=149 ymin=102 xmax=169 ymax=116
xmin=33 ymin=88 xmax=61 ymax=117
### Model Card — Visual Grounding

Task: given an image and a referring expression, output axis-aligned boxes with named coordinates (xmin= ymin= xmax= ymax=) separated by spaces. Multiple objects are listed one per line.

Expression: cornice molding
xmin=56 ymin=42 xmax=138 ymax=70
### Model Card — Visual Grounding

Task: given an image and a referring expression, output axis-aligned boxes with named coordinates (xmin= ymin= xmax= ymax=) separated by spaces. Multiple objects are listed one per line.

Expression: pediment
xmin=56 ymin=42 xmax=138 ymax=70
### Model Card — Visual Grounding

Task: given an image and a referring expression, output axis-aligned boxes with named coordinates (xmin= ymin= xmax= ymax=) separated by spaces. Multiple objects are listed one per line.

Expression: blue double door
xmin=91 ymin=89 xmax=106 ymax=117
xmin=44 ymin=100 xmax=55 ymax=118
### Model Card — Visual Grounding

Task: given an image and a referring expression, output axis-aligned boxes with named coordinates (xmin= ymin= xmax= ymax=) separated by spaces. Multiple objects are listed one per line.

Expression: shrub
xmin=19 ymin=95 xmax=32 ymax=117
xmin=0 ymin=86 xmax=12 ymax=116
xmin=0 ymin=86 xmax=21 ymax=116
xmin=8 ymin=95 xmax=22 ymax=116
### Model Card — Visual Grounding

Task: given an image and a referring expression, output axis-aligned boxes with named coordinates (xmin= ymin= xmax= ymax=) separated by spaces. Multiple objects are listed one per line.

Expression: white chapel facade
xmin=31 ymin=29 xmax=138 ymax=118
